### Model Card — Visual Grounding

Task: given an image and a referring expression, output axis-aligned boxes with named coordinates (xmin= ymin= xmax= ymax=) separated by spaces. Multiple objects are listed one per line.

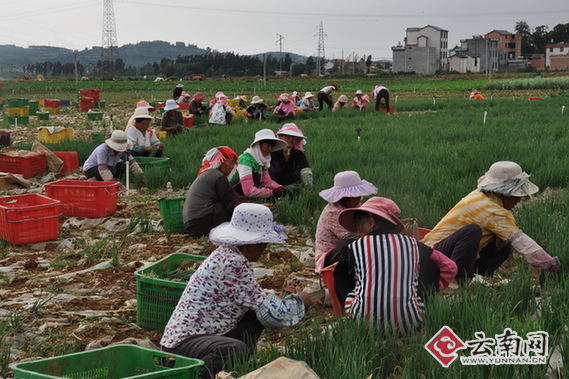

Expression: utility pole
xmin=276 ymin=34 xmax=285 ymax=74
xmin=315 ymin=21 xmax=326 ymax=76
xmin=341 ymin=50 xmax=344 ymax=75
xmin=101 ymin=0 xmax=119 ymax=77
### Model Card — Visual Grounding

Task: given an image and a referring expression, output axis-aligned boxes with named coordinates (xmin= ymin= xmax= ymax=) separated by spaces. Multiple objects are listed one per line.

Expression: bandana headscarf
xmin=198 ymin=146 xmax=238 ymax=176
xmin=193 ymin=92 xmax=206 ymax=101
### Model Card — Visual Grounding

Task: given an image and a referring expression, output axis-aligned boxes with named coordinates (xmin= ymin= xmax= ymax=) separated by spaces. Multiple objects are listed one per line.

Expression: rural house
xmin=391 ymin=25 xmax=449 ymax=74
xmin=546 ymin=43 xmax=569 ymax=70
xmin=448 ymin=36 xmax=498 ymax=73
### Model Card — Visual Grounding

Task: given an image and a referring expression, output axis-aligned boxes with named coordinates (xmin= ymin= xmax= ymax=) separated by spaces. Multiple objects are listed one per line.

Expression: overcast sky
xmin=2 ymin=0 xmax=568 ymax=61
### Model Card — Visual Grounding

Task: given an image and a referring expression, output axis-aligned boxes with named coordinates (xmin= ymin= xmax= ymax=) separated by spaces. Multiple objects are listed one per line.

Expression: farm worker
xmin=189 ymin=92 xmax=207 ymax=118
xmin=182 ymin=146 xmax=246 ymax=237
xmin=208 ymin=94 xmax=235 ymax=125
xmin=334 ymin=197 xmax=434 ymax=335
xmin=244 ymin=96 xmax=271 ymax=121
xmin=373 ymin=84 xmax=390 ymax=113
xmin=300 ymin=92 xmax=317 ymax=111
xmin=352 ymin=90 xmax=369 ymax=110
xmin=314 ymin=171 xmax=377 ymax=272
xmin=161 ymin=203 xmax=312 ymax=379
xmin=332 ymin=94 xmax=349 ymax=111
xmin=268 ymin=123 xmax=312 ymax=188
xmin=173 ymin=83 xmax=184 ymax=100
xmin=126 ymin=107 xmax=164 ymax=157
xmin=422 ymin=161 xmax=561 ymax=280
xmin=470 ymin=89 xmax=485 ymax=99
xmin=229 ymin=129 xmax=287 ymax=198
xmin=273 ymin=93 xmax=296 ymax=121
xmin=177 ymin=91 xmax=191 ymax=103
xmin=83 ymin=130 xmax=143 ymax=181
xmin=291 ymin=91 xmax=301 ymax=105
xmin=317 ymin=83 xmax=338 ymax=111
xmin=160 ymin=99 xmax=184 ymax=135
xmin=125 ymin=100 xmax=156 ymax=131
xmin=234 ymin=95 xmax=248 ymax=108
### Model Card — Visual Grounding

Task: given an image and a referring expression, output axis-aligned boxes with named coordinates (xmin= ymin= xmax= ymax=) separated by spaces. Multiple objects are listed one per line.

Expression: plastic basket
xmin=6 ymin=98 xmax=28 ymax=108
xmin=0 ymin=151 xmax=47 ymax=178
xmin=159 ymin=197 xmax=185 ymax=233
xmin=44 ymin=180 xmax=120 ymax=218
xmin=43 ymin=99 xmax=61 ymax=108
xmin=133 ymin=156 xmax=171 ymax=170
xmin=156 ymin=131 xmax=167 ymax=139
xmin=43 ymin=106 xmax=60 ymax=115
xmin=134 ymin=253 xmax=206 ymax=329
xmin=10 ymin=344 xmax=204 ymax=379
xmin=94 ymin=100 xmax=106 ymax=108
xmin=79 ymin=89 xmax=100 ymax=102
xmin=7 ymin=107 xmax=29 ymax=117
xmin=91 ymin=132 xmax=107 ymax=144
xmin=0 ymin=194 xmax=62 ymax=245
xmin=37 ymin=112 xmax=50 ymax=120
xmin=52 ymin=151 xmax=80 ymax=174
xmin=320 ymin=262 xmax=345 ymax=316
xmin=176 ymin=102 xmax=189 ymax=110
xmin=37 ymin=127 xmax=73 ymax=144
xmin=87 ymin=112 xmax=103 ymax=121
xmin=183 ymin=116 xmax=194 ymax=127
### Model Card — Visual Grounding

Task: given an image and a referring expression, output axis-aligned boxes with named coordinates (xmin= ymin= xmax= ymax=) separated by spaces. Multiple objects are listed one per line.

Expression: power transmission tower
xmin=276 ymin=34 xmax=285 ymax=74
xmin=315 ymin=21 xmax=326 ymax=76
xmin=101 ymin=0 xmax=119 ymax=76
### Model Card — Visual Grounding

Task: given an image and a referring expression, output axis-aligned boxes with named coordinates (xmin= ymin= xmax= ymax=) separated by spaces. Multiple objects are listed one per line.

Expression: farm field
xmin=1 ymin=75 xmax=569 ymax=378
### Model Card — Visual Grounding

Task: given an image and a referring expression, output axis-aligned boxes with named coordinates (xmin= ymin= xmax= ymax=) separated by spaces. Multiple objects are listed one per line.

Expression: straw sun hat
xmin=105 ymin=130 xmax=131 ymax=152
xmin=477 ymin=161 xmax=539 ymax=197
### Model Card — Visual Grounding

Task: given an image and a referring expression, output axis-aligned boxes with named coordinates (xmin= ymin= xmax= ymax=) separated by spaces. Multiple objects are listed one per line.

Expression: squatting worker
xmin=161 ymin=203 xmax=312 ymax=379
xmin=83 ymin=130 xmax=143 ymax=181
xmin=317 ymin=83 xmax=338 ymax=111
xmin=422 ymin=161 xmax=561 ymax=279
xmin=182 ymin=146 xmax=246 ymax=237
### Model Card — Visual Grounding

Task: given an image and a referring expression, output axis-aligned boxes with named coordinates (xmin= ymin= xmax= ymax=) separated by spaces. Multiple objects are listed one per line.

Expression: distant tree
xmin=152 ymin=62 xmax=160 ymax=75
xmin=305 ymin=56 xmax=316 ymax=75
xmin=291 ymin=63 xmax=306 ymax=76
xmin=366 ymin=55 xmax=372 ymax=73
xmin=532 ymin=25 xmax=549 ymax=54
xmin=284 ymin=53 xmax=292 ymax=72
xmin=515 ymin=21 xmax=533 ymax=56
xmin=548 ymin=23 xmax=569 ymax=45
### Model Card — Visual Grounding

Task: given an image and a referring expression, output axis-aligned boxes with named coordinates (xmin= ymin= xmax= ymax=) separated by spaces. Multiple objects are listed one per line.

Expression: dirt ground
xmin=0 ymin=111 xmax=332 ymax=372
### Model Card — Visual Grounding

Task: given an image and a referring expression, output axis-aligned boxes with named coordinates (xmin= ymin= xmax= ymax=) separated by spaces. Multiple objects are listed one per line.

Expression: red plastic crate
xmin=79 ymin=89 xmax=100 ymax=102
xmin=0 ymin=151 xmax=47 ymax=178
xmin=44 ymin=180 xmax=121 ymax=218
xmin=176 ymin=102 xmax=189 ymax=110
xmin=53 ymin=151 xmax=80 ymax=174
xmin=43 ymin=99 xmax=61 ymax=108
xmin=0 ymin=194 xmax=62 ymax=245
xmin=320 ymin=262 xmax=345 ymax=316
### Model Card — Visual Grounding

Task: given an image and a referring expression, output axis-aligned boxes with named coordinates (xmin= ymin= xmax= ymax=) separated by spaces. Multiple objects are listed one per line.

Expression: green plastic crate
xmin=159 ymin=197 xmax=186 ymax=234
xmin=134 ymin=156 xmax=171 ymax=170
xmin=6 ymin=98 xmax=28 ymax=108
xmin=91 ymin=132 xmax=107 ymax=144
xmin=11 ymin=344 xmax=203 ymax=379
xmin=134 ymin=253 xmax=206 ymax=330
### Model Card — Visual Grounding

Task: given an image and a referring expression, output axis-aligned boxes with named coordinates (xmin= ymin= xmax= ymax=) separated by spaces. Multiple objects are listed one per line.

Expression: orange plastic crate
xmin=0 ymin=151 xmax=47 ymax=178
xmin=52 ymin=151 xmax=80 ymax=174
xmin=44 ymin=180 xmax=120 ymax=218
xmin=0 ymin=194 xmax=62 ymax=245
xmin=320 ymin=262 xmax=345 ymax=316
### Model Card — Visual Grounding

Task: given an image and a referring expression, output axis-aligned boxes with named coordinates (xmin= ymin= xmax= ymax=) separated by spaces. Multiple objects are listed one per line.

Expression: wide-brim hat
xmin=164 ymin=99 xmax=180 ymax=112
xmin=338 ymin=95 xmax=348 ymax=102
xmin=303 ymin=92 xmax=314 ymax=99
xmin=251 ymin=96 xmax=263 ymax=104
xmin=477 ymin=161 xmax=539 ymax=197
xmin=176 ymin=84 xmax=184 ymax=88
xmin=250 ymin=129 xmax=286 ymax=151
xmin=338 ymin=197 xmax=405 ymax=234
xmin=209 ymin=203 xmax=287 ymax=246
xmin=319 ymin=171 xmax=377 ymax=203
xmin=132 ymin=107 xmax=154 ymax=120
xmin=355 ymin=90 xmax=363 ymax=95
xmin=239 ymin=95 xmax=248 ymax=101
xmin=105 ymin=130 xmax=131 ymax=152
xmin=136 ymin=100 xmax=156 ymax=112
xmin=278 ymin=93 xmax=290 ymax=101
xmin=277 ymin=123 xmax=306 ymax=139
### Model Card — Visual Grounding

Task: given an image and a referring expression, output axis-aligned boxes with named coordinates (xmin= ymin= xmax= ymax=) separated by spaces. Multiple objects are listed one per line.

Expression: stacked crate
xmin=79 ymin=89 xmax=101 ymax=112
xmin=43 ymin=99 xmax=61 ymax=114
xmin=5 ymin=98 xmax=30 ymax=125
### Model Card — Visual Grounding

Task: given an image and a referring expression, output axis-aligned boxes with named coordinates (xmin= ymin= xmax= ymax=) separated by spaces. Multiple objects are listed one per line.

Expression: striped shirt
xmin=345 ymin=231 xmax=423 ymax=336
xmin=422 ymin=189 xmax=520 ymax=251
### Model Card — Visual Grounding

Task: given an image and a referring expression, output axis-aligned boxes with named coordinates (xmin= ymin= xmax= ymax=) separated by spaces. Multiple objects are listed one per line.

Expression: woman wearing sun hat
xmin=268 ymin=123 xmax=312 ymax=187
xmin=209 ymin=93 xmax=235 ymax=125
xmin=314 ymin=171 xmax=377 ymax=272
xmin=230 ymin=129 xmax=288 ymax=198
xmin=422 ymin=161 xmax=561 ymax=279
xmin=300 ymin=92 xmax=316 ymax=111
xmin=83 ymin=130 xmax=143 ymax=181
xmin=336 ymin=197 xmax=424 ymax=335
xmin=244 ymin=96 xmax=271 ymax=121
xmin=332 ymin=94 xmax=349 ymax=111
xmin=182 ymin=146 xmax=246 ymax=237
xmin=273 ymin=93 xmax=296 ymax=121
xmin=160 ymin=99 xmax=184 ymax=135
xmin=161 ymin=203 xmax=311 ymax=379
xmin=352 ymin=90 xmax=369 ymax=110
xmin=189 ymin=92 xmax=207 ymax=118
xmin=126 ymin=107 xmax=164 ymax=157
xmin=125 ymin=100 xmax=156 ymax=131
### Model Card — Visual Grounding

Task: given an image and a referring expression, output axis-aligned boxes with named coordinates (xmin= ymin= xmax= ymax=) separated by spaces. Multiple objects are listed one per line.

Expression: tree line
xmin=515 ymin=22 xmax=569 ymax=57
